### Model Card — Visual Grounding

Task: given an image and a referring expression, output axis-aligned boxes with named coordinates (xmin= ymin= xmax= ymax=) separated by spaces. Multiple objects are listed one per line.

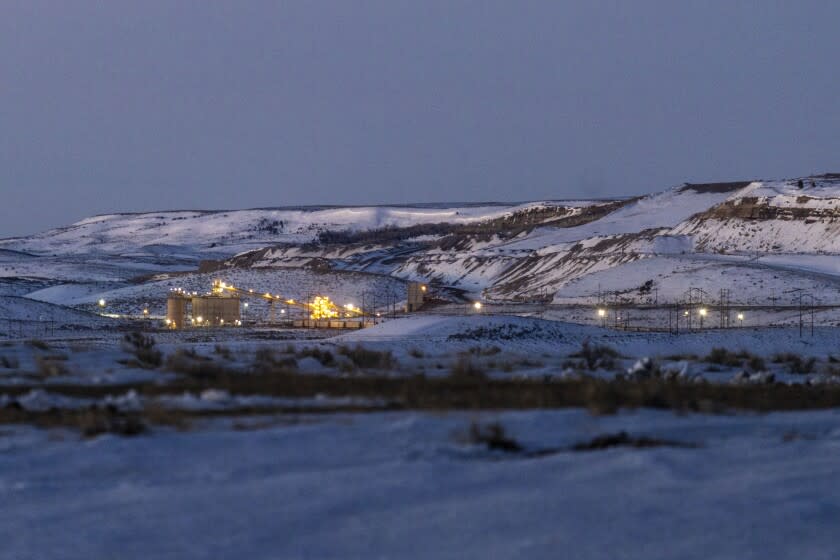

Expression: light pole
xmin=699 ymin=307 xmax=707 ymax=329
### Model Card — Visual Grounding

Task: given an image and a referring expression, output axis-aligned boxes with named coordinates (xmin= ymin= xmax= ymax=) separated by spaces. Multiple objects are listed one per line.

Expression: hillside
xmin=221 ymin=174 xmax=840 ymax=306
xmin=3 ymin=173 xmax=840 ymax=329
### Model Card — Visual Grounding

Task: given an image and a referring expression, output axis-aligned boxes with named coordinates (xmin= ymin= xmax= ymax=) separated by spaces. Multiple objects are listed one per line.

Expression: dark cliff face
xmin=678 ymin=181 xmax=753 ymax=194
xmin=688 ymin=196 xmax=840 ymax=222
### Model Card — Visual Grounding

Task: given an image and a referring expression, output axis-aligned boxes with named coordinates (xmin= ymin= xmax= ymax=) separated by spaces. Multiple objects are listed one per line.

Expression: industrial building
xmin=164 ymin=278 xmax=427 ymax=329
xmin=406 ymin=282 xmax=427 ymax=312
xmin=166 ymin=289 xmax=241 ymax=328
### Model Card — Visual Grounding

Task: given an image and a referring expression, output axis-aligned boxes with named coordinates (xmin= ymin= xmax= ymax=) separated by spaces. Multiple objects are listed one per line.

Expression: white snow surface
xmin=2 ymin=408 xmax=840 ymax=559
xmin=0 ymin=202 xmax=580 ymax=257
xmin=6 ymin=175 xmax=840 ymax=318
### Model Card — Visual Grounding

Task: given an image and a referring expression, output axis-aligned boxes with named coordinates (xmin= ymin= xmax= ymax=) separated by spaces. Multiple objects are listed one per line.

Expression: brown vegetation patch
xmin=7 ymin=368 xmax=840 ymax=416
xmin=678 ymin=181 xmax=752 ymax=194
xmin=571 ymin=431 xmax=698 ymax=451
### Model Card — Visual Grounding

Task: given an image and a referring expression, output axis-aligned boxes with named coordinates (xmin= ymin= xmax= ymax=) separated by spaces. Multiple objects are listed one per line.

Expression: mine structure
xmin=165 ymin=280 xmax=380 ymax=329
xmin=165 ymin=285 xmax=241 ymax=329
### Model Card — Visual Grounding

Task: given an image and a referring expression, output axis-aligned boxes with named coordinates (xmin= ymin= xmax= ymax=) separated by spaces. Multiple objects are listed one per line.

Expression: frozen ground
xmin=3 ymin=177 xmax=840 ymax=558
xmin=3 ymin=315 xmax=840 ymax=387
xmin=0 ymin=312 xmax=838 ymax=559
xmin=1 ymin=408 xmax=839 ymax=559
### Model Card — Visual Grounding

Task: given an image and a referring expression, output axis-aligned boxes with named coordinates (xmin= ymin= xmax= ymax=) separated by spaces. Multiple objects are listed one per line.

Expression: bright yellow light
xmin=345 ymin=303 xmax=354 ymax=310
xmin=737 ymin=312 xmax=744 ymax=321
xmin=143 ymin=308 xmax=149 ymax=315
xmin=249 ymin=289 xmax=254 ymax=293
xmin=699 ymin=308 xmax=707 ymax=317
xmin=265 ymin=292 xmax=272 ymax=298
xmin=597 ymin=308 xmax=606 ymax=318
xmin=310 ymin=296 xmax=340 ymax=320
xmin=473 ymin=301 xmax=482 ymax=310
xmin=98 ymin=299 xmax=106 ymax=307
xmin=286 ymin=299 xmax=295 ymax=304
xmin=420 ymin=285 xmax=427 ymax=292
xmin=165 ymin=318 xmax=171 ymax=325
xmin=243 ymin=302 xmax=249 ymax=308
xmin=684 ymin=310 xmax=689 ymax=316
xmin=196 ymin=316 xmax=203 ymax=323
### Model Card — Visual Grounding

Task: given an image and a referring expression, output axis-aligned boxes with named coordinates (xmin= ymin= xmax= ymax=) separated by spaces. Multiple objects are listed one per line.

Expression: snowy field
xmin=4 ymin=177 xmax=840 ymax=558
xmin=2 ymin=315 xmax=840 ymax=390
xmin=0 ymin=314 xmax=838 ymax=559
xmin=2 ymin=408 xmax=840 ymax=559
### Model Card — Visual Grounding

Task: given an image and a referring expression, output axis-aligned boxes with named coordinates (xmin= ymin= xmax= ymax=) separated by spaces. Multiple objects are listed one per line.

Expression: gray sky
xmin=2 ymin=1 xmax=839 ymax=237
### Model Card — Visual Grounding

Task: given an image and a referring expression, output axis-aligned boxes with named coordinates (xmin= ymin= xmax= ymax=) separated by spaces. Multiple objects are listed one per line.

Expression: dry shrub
xmin=214 ymin=345 xmax=233 ymax=360
xmin=450 ymin=355 xmax=487 ymax=381
xmin=705 ymin=348 xmax=765 ymax=371
xmin=252 ymin=348 xmax=297 ymax=373
xmin=122 ymin=333 xmax=162 ymax=368
xmin=141 ymin=402 xmax=192 ymax=431
xmin=572 ymin=431 xmax=697 ymax=451
xmin=77 ymin=408 xmax=147 ymax=438
xmin=0 ymin=355 xmax=19 ymax=369
xmin=772 ymin=353 xmax=817 ymax=374
xmin=0 ymin=406 xmax=146 ymax=437
xmin=165 ymin=349 xmax=227 ymax=379
xmin=468 ymin=421 xmax=522 ymax=452
xmin=34 ymin=354 xmax=69 ymax=377
xmin=27 ymin=339 xmax=49 ymax=351
xmin=296 ymin=347 xmax=335 ymax=367
xmin=468 ymin=345 xmax=501 ymax=357
xmin=569 ymin=340 xmax=619 ymax=371
xmin=337 ymin=345 xmax=394 ymax=369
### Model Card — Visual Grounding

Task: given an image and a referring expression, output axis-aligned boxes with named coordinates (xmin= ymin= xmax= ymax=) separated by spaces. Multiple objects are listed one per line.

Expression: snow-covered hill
xmin=0 ymin=202 xmax=599 ymax=257
xmin=3 ymin=173 xmax=840 ymax=327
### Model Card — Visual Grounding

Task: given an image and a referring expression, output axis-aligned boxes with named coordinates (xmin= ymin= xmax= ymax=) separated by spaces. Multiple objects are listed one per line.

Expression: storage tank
xmin=166 ymin=295 xmax=188 ymax=329
xmin=191 ymin=295 xmax=240 ymax=326
xmin=406 ymin=282 xmax=427 ymax=312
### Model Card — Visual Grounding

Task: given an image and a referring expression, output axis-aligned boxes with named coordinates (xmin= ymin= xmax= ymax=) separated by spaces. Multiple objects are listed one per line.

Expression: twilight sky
xmin=2 ymin=1 xmax=839 ymax=237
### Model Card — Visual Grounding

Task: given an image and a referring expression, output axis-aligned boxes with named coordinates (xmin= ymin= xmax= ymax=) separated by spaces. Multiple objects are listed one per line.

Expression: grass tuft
xmin=122 ymin=333 xmax=162 ymax=368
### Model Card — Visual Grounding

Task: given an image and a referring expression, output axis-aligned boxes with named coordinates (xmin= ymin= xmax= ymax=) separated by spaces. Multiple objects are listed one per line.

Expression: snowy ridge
xmin=0 ymin=201 xmax=594 ymax=257
xmin=4 ymin=174 xmax=840 ymax=319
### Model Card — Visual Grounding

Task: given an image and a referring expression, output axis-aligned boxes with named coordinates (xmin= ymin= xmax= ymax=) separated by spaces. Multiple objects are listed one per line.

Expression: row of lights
xmin=597 ymin=307 xmax=745 ymax=322
xmin=99 ymin=299 xmax=150 ymax=318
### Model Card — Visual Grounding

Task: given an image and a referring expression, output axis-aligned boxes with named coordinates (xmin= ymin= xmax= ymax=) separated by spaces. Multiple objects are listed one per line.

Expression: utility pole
xmin=719 ymin=288 xmax=731 ymax=329
xmin=799 ymin=291 xmax=803 ymax=338
xmin=613 ymin=292 xmax=619 ymax=329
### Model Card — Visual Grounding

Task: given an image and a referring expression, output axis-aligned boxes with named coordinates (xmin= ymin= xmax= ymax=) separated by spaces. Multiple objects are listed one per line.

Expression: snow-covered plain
xmin=2 ymin=408 xmax=840 ymax=559
xmin=3 ymin=315 xmax=840 ymax=388
xmin=4 ymin=176 xmax=840 ymax=558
